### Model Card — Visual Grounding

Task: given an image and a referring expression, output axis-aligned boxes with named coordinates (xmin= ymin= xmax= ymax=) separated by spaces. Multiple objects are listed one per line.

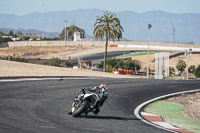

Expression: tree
xmin=49 ymin=57 xmax=61 ymax=67
xmin=59 ymin=25 xmax=85 ymax=40
xmin=0 ymin=36 xmax=12 ymax=44
xmin=169 ymin=67 xmax=175 ymax=75
xmin=93 ymin=12 xmax=123 ymax=72
xmin=0 ymin=31 xmax=4 ymax=37
xmin=23 ymin=36 xmax=30 ymax=41
xmin=188 ymin=65 xmax=196 ymax=74
xmin=176 ymin=59 xmax=186 ymax=74
xmin=8 ymin=30 xmax=14 ymax=37
xmin=97 ymin=58 xmax=123 ymax=70
xmin=124 ymin=59 xmax=140 ymax=71
xmin=194 ymin=65 xmax=200 ymax=78
xmin=16 ymin=31 xmax=22 ymax=38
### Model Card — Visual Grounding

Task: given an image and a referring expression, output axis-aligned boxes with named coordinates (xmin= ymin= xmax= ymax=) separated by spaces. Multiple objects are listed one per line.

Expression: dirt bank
xmin=0 ymin=60 xmax=134 ymax=78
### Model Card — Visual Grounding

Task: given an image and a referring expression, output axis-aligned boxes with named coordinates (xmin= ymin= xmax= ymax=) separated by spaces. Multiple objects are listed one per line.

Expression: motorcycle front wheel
xmin=72 ymin=101 xmax=88 ymax=117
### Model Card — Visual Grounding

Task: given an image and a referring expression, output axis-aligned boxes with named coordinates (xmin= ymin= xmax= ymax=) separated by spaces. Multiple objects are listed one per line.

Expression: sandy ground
xmin=0 ymin=60 xmax=134 ymax=78
xmin=167 ymin=92 xmax=200 ymax=123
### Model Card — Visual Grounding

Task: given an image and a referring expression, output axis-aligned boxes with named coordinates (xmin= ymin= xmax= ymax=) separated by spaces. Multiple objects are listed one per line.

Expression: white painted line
xmin=0 ymin=77 xmax=103 ymax=83
xmin=134 ymin=89 xmax=200 ymax=133
xmin=141 ymin=112 xmax=159 ymax=116
xmin=152 ymin=122 xmax=178 ymax=129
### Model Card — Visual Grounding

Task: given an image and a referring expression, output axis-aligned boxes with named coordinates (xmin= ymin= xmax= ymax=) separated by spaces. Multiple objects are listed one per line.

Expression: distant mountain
xmin=0 ymin=28 xmax=59 ymax=38
xmin=0 ymin=9 xmax=200 ymax=43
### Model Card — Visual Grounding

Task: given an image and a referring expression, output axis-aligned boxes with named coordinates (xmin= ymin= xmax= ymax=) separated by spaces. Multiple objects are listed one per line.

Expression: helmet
xmin=99 ymin=84 xmax=106 ymax=88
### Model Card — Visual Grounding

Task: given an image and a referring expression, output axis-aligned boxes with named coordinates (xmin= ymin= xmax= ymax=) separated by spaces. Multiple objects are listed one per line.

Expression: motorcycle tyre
xmin=93 ymin=108 xmax=100 ymax=114
xmin=72 ymin=101 xmax=88 ymax=117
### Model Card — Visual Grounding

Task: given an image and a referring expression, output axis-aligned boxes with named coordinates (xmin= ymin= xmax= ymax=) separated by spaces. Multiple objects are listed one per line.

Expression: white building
xmin=74 ymin=32 xmax=89 ymax=41
xmin=74 ymin=32 xmax=81 ymax=41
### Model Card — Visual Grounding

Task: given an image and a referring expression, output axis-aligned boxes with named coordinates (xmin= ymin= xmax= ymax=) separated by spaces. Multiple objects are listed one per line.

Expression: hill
xmin=0 ymin=9 xmax=200 ymax=43
xmin=0 ymin=28 xmax=59 ymax=38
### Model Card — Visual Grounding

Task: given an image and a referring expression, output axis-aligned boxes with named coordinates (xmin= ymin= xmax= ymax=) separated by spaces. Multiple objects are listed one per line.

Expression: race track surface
xmin=0 ymin=77 xmax=199 ymax=133
xmin=74 ymin=50 xmax=146 ymax=61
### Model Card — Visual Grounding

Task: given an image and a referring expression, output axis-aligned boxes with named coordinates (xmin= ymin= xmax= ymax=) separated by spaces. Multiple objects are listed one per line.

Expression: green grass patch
xmin=144 ymin=101 xmax=200 ymax=133
xmin=79 ymin=53 xmax=99 ymax=58
xmin=167 ymin=76 xmax=183 ymax=80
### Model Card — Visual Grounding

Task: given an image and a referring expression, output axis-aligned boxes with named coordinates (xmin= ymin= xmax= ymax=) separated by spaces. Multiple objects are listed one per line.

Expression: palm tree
xmin=93 ymin=12 xmax=123 ymax=72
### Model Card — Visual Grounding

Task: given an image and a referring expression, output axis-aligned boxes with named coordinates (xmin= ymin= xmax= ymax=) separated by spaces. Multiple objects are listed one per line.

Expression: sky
xmin=0 ymin=0 xmax=200 ymax=15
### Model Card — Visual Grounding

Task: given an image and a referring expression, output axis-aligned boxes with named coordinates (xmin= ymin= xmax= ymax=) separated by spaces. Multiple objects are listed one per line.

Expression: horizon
xmin=1 ymin=9 xmax=200 ymax=16
xmin=0 ymin=0 xmax=200 ymax=15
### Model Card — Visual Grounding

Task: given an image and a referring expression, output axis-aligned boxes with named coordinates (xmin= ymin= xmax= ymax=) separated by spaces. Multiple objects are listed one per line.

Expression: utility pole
xmin=78 ymin=44 xmax=81 ymax=69
xmin=147 ymin=24 xmax=152 ymax=79
xmin=185 ymin=49 xmax=192 ymax=80
xmin=172 ymin=27 xmax=176 ymax=44
xmin=64 ymin=20 xmax=67 ymax=47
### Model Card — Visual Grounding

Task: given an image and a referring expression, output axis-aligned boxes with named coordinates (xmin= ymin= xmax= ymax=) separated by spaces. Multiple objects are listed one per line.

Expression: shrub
xmin=96 ymin=58 xmax=140 ymax=71
xmin=97 ymin=58 xmax=124 ymax=69
xmin=5 ymin=56 xmax=28 ymax=63
xmin=116 ymin=60 xmax=125 ymax=69
xmin=194 ymin=65 xmax=200 ymax=78
xmin=49 ymin=57 xmax=61 ymax=66
xmin=143 ymin=67 xmax=151 ymax=73
xmin=96 ymin=61 xmax=103 ymax=69
xmin=106 ymin=65 xmax=113 ymax=73
xmin=188 ymin=65 xmax=196 ymax=74
xmin=176 ymin=59 xmax=186 ymax=73
xmin=169 ymin=67 xmax=175 ymax=75
xmin=124 ymin=59 xmax=140 ymax=71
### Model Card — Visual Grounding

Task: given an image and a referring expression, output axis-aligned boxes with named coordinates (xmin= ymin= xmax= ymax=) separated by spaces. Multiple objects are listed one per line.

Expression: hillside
xmin=0 ymin=9 xmax=200 ymax=43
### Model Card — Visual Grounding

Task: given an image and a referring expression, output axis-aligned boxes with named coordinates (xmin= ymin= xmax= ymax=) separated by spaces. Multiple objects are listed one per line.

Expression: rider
xmin=88 ymin=84 xmax=107 ymax=114
xmin=68 ymin=84 xmax=107 ymax=115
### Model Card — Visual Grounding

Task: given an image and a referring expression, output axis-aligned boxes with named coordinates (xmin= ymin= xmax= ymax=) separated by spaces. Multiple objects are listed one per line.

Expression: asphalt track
xmin=74 ymin=50 xmax=146 ymax=61
xmin=0 ymin=77 xmax=200 ymax=133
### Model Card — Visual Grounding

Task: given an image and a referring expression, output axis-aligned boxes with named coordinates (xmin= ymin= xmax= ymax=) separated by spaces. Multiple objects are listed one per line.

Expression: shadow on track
xmin=81 ymin=115 xmax=137 ymax=121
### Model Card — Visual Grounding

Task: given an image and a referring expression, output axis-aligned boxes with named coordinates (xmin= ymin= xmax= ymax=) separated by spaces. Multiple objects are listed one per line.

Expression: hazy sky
xmin=0 ymin=0 xmax=200 ymax=15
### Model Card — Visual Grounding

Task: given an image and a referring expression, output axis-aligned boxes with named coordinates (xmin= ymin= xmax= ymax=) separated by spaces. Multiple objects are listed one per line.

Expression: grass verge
xmin=115 ymin=52 xmax=157 ymax=58
xmin=144 ymin=101 xmax=200 ymax=133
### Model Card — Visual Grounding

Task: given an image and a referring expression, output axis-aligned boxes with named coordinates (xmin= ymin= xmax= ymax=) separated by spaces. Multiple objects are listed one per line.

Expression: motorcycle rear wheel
xmin=72 ymin=101 xmax=88 ymax=117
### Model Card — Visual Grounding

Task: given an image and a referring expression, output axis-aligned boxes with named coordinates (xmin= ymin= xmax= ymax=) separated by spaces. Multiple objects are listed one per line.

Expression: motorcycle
xmin=69 ymin=84 xmax=107 ymax=117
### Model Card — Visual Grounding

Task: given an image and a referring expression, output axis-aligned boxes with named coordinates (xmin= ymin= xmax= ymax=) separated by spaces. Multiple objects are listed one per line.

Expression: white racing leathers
xmin=70 ymin=85 xmax=107 ymax=117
